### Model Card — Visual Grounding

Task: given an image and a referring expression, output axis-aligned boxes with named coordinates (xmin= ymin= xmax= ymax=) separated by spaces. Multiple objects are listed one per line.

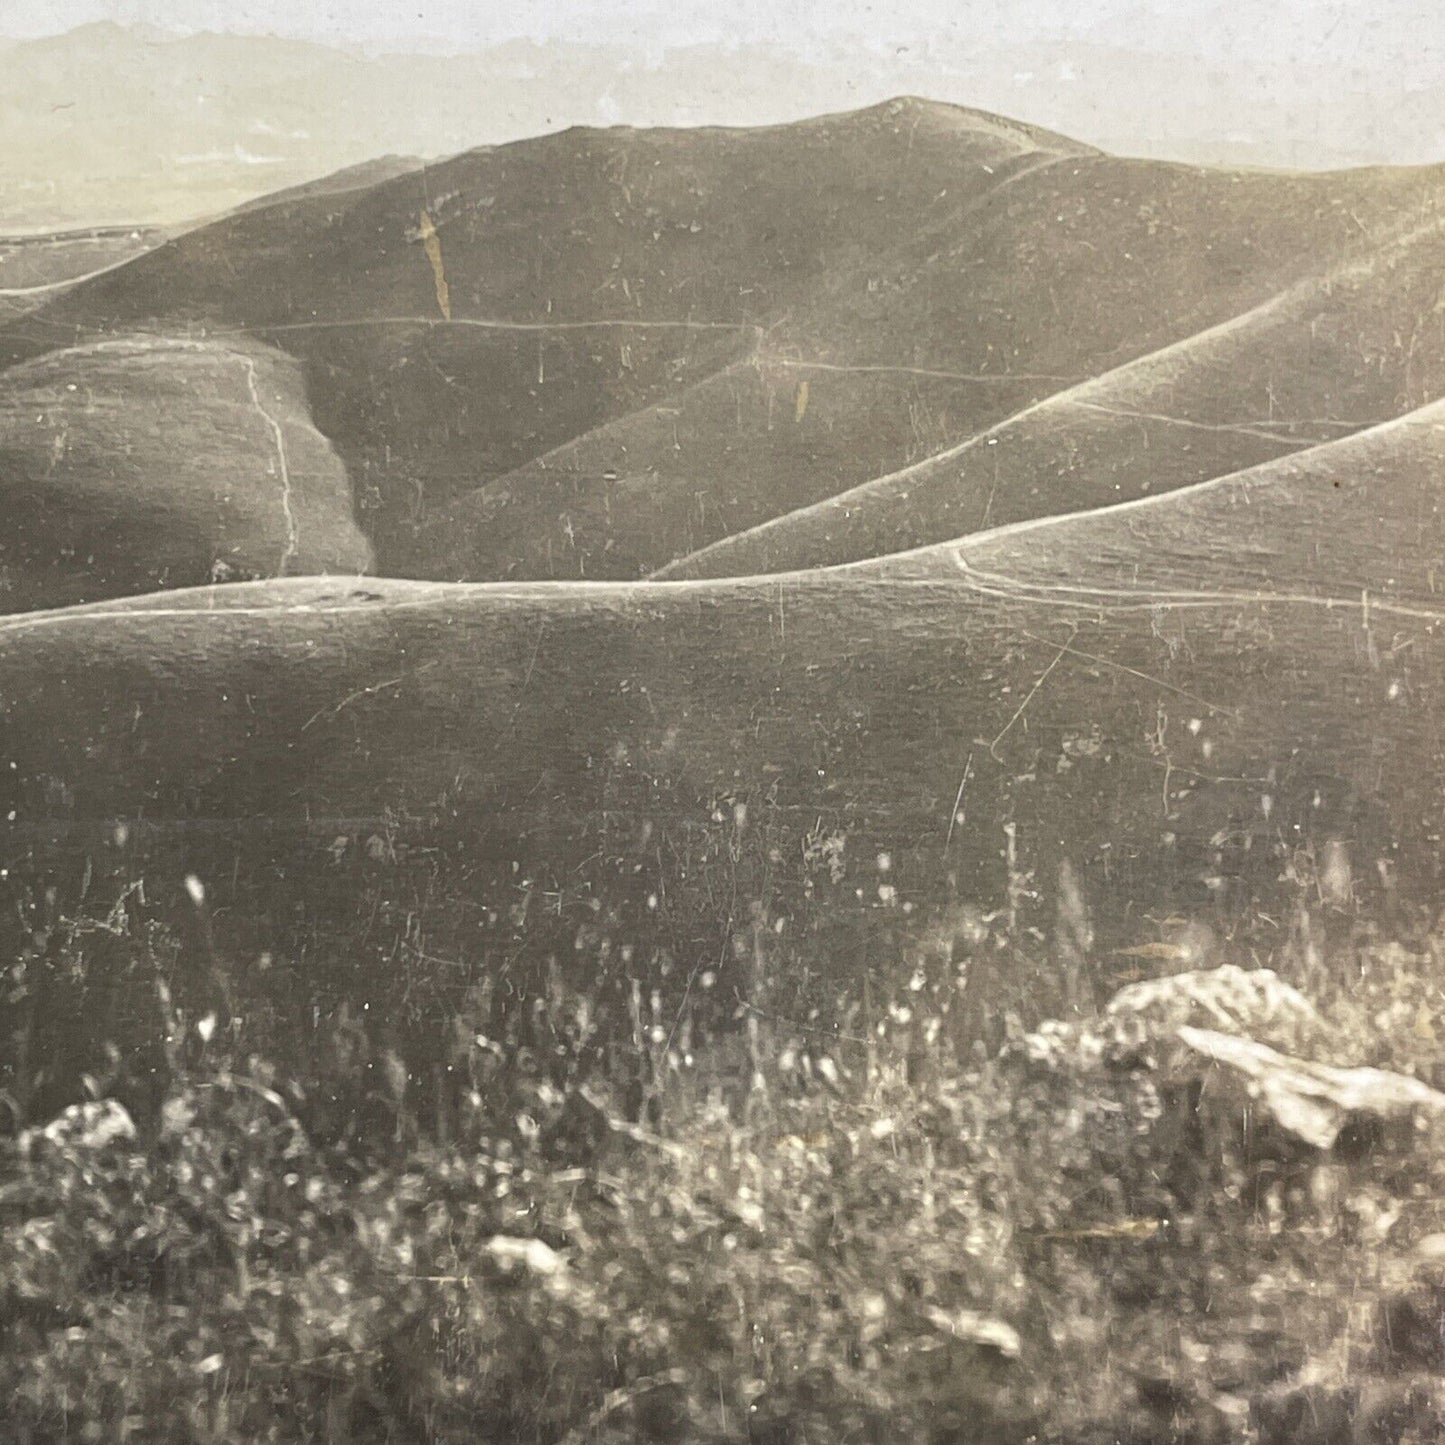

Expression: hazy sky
xmin=2 ymin=0 xmax=1439 ymax=79
xmin=4 ymin=0 xmax=1441 ymax=210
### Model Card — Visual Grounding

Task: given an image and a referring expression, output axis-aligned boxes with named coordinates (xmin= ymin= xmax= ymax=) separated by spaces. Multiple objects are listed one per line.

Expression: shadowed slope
xmin=422 ymin=356 xmax=1050 ymax=579
xmin=0 ymin=335 xmax=372 ymax=609
xmin=0 ymin=101 xmax=1087 ymax=570
xmin=6 ymin=373 xmax=1439 ymax=844
xmin=2 ymin=99 xmax=1081 ymax=352
xmin=413 ymin=153 xmax=1445 ymax=582
xmin=7 ymin=361 xmax=1445 ymax=931
xmin=862 ymin=397 xmax=1445 ymax=605
xmin=14 ymin=107 xmax=1443 ymax=586
xmin=662 ymin=202 xmax=1445 ymax=578
xmin=0 ymin=560 xmax=1439 ymax=1043
xmin=780 ymin=154 xmax=1445 ymax=377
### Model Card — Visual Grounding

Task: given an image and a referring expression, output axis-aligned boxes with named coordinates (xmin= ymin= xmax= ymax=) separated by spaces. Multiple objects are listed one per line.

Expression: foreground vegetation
xmin=4 ymin=886 xmax=1445 ymax=1443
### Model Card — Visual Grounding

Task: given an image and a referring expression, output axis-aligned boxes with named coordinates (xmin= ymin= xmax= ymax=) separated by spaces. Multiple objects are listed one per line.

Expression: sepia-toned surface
xmin=3 ymin=10 xmax=1445 ymax=1443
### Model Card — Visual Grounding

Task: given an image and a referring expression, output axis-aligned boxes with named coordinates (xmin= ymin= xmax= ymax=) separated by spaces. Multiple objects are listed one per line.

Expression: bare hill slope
xmin=9 ymin=105 xmax=1442 ymax=588
xmin=663 ymin=202 xmax=1445 ymax=577
xmin=2 ymin=103 xmax=1445 ymax=1061
xmin=0 ymin=335 xmax=371 ymax=608
xmin=863 ymin=396 xmax=1445 ymax=602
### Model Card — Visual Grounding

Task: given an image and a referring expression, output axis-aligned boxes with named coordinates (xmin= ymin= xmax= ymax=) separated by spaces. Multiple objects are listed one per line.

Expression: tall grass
xmin=4 ymin=835 xmax=1445 ymax=1442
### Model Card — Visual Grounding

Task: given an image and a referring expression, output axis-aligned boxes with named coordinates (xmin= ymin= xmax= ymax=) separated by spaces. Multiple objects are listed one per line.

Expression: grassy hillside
xmin=2 ymin=559 xmax=1439 ymax=1060
xmin=0 ymin=96 xmax=1438 ymax=1061
xmin=0 ymin=227 xmax=165 ymax=335
xmin=0 ymin=102 xmax=1078 ymax=572
xmin=421 ymin=358 xmax=1045 ymax=579
xmin=1 ymin=100 xmax=1082 ymax=336
xmin=662 ymin=201 xmax=1445 ymax=576
xmin=0 ymin=226 xmax=164 ymax=291
xmin=868 ymin=395 xmax=1445 ymax=598
xmin=0 ymin=335 xmax=371 ymax=608
xmin=0 ymin=101 xmax=1440 ymax=1041
xmin=9 ymin=104 xmax=1442 ymax=587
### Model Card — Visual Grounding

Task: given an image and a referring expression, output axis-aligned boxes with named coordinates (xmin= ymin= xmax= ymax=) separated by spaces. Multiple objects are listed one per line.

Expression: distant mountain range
xmin=6 ymin=22 xmax=1445 ymax=230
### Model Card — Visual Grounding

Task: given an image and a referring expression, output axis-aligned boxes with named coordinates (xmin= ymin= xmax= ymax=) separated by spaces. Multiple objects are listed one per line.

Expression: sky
xmin=0 ymin=0 xmax=1438 ymax=79
xmin=3 ymin=0 xmax=1441 ymax=224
